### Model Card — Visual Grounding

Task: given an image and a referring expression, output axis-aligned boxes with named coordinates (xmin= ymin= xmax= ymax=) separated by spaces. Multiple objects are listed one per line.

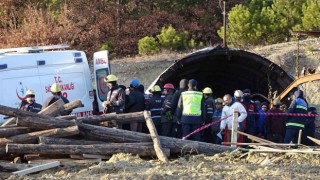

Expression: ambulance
xmin=0 ymin=44 xmax=110 ymax=124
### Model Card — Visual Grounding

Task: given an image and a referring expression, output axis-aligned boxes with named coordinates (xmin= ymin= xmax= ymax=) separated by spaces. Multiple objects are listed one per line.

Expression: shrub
xmin=138 ymin=36 xmax=159 ymax=55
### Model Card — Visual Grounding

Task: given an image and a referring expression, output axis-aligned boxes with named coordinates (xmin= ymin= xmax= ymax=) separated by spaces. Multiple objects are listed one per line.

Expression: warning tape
xmin=182 ymin=112 xmax=320 ymax=140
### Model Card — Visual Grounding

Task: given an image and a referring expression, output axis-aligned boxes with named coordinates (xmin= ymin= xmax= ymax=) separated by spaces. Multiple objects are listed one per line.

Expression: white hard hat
xmin=234 ymin=90 xmax=243 ymax=98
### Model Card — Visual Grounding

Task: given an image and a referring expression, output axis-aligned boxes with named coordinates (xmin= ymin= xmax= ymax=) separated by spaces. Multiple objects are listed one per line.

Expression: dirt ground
xmin=2 ymin=151 xmax=320 ymax=179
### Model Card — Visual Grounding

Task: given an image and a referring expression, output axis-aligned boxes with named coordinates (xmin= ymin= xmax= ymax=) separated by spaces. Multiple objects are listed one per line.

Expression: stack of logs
xmin=0 ymin=99 xmax=235 ymax=170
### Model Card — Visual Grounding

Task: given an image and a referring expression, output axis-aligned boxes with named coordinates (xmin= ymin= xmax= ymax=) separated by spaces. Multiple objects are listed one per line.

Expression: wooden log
xmin=38 ymin=137 xmax=108 ymax=145
xmin=63 ymin=99 xmax=83 ymax=114
xmin=0 ymin=126 xmax=79 ymax=147
xmin=144 ymin=110 xmax=169 ymax=164
xmin=78 ymin=123 xmax=235 ymax=155
xmin=6 ymin=144 xmax=170 ymax=157
xmin=58 ymin=115 xmax=76 ymax=120
xmin=12 ymin=161 xmax=60 ymax=175
xmin=76 ymin=111 xmax=145 ymax=125
xmin=17 ymin=116 xmax=76 ymax=130
xmin=0 ymin=127 xmax=30 ymax=138
xmin=38 ymin=99 xmax=65 ymax=117
xmin=0 ymin=161 xmax=34 ymax=171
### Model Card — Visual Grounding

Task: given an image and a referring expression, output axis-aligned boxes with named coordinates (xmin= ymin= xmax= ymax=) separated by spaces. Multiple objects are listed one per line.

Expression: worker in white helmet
xmin=42 ymin=83 xmax=71 ymax=115
xmin=18 ymin=89 xmax=42 ymax=113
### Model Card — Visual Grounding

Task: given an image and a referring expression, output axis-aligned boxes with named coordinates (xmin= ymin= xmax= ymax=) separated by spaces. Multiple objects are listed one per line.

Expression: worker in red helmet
xmin=160 ymin=83 xmax=176 ymax=137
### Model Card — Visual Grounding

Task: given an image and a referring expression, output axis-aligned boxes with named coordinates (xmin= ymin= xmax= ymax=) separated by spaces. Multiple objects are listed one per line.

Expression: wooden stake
xmin=298 ymin=129 xmax=302 ymax=144
xmin=144 ymin=110 xmax=169 ymax=164
xmin=231 ymin=108 xmax=238 ymax=147
xmin=307 ymin=136 xmax=320 ymax=146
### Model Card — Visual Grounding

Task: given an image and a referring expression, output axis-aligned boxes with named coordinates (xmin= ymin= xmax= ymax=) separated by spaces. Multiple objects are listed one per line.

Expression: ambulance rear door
xmin=93 ymin=50 xmax=110 ymax=113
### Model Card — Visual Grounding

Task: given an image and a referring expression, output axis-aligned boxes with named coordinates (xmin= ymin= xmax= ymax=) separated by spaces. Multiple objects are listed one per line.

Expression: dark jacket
xmin=145 ymin=93 xmax=164 ymax=125
xmin=212 ymin=109 xmax=222 ymax=133
xmin=243 ymin=96 xmax=259 ymax=134
xmin=286 ymin=90 xmax=308 ymax=128
xmin=105 ymin=85 xmax=125 ymax=114
xmin=204 ymin=96 xmax=215 ymax=124
xmin=125 ymin=89 xmax=145 ymax=113
xmin=42 ymin=95 xmax=71 ymax=115
xmin=19 ymin=101 xmax=42 ymax=113
xmin=265 ymin=107 xmax=286 ymax=136
xmin=161 ymin=91 xmax=175 ymax=123
xmin=171 ymin=79 xmax=188 ymax=115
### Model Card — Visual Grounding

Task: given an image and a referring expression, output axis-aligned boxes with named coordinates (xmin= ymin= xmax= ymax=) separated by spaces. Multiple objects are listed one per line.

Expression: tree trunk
xmin=0 ymin=99 xmax=65 ymax=127
xmin=17 ymin=116 xmax=76 ymax=130
xmin=0 ymin=126 xmax=79 ymax=147
xmin=57 ymin=115 xmax=77 ymax=120
xmin=6 ymin=144 xmax=170 ymax=157
xmin=76 ymin=111 xmax=144 ymax=125
xmin=144 ymin=110 xmax=169 ymax=164
xmin=38 ymin=136 xmax=107 ymax=145
xmin=0 ymin=127 xmax=30 ymax=138
xmin=78 ymin=123 xmax=235 ymax=155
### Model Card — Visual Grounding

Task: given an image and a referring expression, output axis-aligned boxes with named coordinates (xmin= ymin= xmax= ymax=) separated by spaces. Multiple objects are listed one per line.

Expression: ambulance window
xmin=95 ymin=68 xmax=109 ymax=101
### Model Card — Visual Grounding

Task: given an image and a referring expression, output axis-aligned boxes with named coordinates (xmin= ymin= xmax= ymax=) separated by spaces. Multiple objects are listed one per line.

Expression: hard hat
xmin=202 ymin=87 xmax=212 ymax=94
xmin=26 ymin=89 xmax=35 ymax=96
xmin=51 ymin=83 xmax=61 ymax=93
xmin=234 ymin=90 xmax=243 ymax=98
xmin=215 ymin=98 xmax=223 ymax=104
xmin=163 ymin=83 xmax=174 ymax=89
xmin=130 ymin=79 xmax=140 ymax=88
xmin=151 ymin=85 xmax=161 ymax=92
xmin=105 ymin=74 xmax=118 ymax=82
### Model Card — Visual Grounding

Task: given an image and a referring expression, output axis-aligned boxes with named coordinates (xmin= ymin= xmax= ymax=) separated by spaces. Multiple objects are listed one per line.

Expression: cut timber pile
xmin=0 ymin=102 xmax=235 ymax=175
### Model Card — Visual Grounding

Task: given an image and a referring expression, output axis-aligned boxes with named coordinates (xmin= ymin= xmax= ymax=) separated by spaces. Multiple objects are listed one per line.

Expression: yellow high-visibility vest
xmin=181 ymin=91 xmax=203 ymax=116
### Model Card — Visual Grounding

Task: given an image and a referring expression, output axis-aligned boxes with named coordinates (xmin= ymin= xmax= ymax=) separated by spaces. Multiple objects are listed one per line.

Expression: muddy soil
xmin=2 ymin=152 xmax=320 ymax=179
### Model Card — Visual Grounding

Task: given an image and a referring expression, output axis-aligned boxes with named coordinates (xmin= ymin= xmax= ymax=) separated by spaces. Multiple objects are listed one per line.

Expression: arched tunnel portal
xmin=150 ymin=47 xmax=294 ymax=101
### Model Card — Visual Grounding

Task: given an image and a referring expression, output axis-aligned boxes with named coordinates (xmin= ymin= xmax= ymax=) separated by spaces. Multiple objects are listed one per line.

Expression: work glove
xmin=165 ymin=111 xmax=174 ymax=122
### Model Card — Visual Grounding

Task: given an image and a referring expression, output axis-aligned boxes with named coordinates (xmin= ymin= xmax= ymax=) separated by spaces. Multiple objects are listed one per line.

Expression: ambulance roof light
xmin=0 ymin=44 xmax=70 ymax=54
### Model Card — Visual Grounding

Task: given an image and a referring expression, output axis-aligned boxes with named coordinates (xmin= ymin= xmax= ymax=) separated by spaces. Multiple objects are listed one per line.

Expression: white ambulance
xmin=0 ymin=44 xmax=110 ymax=124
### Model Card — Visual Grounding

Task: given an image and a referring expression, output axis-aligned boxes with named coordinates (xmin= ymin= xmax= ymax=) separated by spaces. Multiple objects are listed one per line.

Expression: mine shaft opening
xmin=153 ymin=47 xmax=294 ymax=102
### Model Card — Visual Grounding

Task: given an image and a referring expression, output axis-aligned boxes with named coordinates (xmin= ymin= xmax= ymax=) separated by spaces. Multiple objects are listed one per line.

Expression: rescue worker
xmin=145 ymin=85 xmax=164 ymax=134
xmin=220 ymin=94 xmax=247 ymax=143
xmin=202 ymin=87 xmax=215 ymax=143
xmin=302 ymin=107 xmax=317 ymax=146
xmin=42 ymin=83 xmax=71 ymax=115
xmin=160 ymin=83 xmax=176 ymax=137
xmin=19 ymin=89 xmax=42 ymax=113
xmin=234 ymin=90 xmax=243 ymax=103
xmin=284 ymin=89 xmax=308 ymax=143
xmin=176 ymin=79 xmax=206 ymax=141
xmin=258 ymin=102 xmax=268 ymax=138
xmin=212 ymin=98 xmax=224 ymax=144
xmin=242 ymin=89 xmax=259 ymax=141
xmin=125 ymin=79 xmax=145 ymax=132
xmin=265 ymin=98 xmax=286 ymax=143
xmin=171 ymin=78 xmax=188 ymax=138
xmin=103 ymin=74 xmax=125 ymax=114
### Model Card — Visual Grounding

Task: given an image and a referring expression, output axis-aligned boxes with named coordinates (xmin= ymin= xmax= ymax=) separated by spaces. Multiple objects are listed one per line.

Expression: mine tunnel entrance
xmin=151 ymin=46 xmax=294 ymax=101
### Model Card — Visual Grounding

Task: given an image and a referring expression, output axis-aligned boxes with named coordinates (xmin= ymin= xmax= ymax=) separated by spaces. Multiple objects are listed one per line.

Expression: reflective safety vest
xmin=181 ymin=91 xmax=203 ymax=116
xmin=295 ymin=98 xmax=308 ymax=111
xmin=286 ymin=98 xmax=308 ymax=128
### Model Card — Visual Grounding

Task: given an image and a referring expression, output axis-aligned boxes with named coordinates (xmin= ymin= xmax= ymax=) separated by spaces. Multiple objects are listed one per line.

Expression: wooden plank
xmin=307 ymin=136 xmax=320 ymax=146
xmin=222 ymin=142 xmax=298 ymax=146
xmin=249 ymin=149 xmax=320 ymax=154
xmin=236 ymin=130 xmax=284 ymax=149
xmin=12 ymin=161 xmax=60 ymax=175
xmin=82 ymin=154 xmax=110 ymax=160
xmin=0 ymin=162 xmax=34 ymax=171
xmin=144 ymin=110 xmax=169 ymax=164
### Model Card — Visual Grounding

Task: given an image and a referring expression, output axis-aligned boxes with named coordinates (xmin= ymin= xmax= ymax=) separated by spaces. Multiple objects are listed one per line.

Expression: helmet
xmin=163 ymin=83 xmax=174 ymax=89
xmin=215 ymin=98 xmax=223 ymax=104
xmin=130 ymin=79 xmax=140 ymax=88
xmin=234 ymin=90 xmax=243 ymax=98
xmin=51 ymin=83 xmax=61 ymax=93
xmin=26 ymin=89 xmax=35 ymax=96
xmin=202 ymin=87 xmax=212 ymax=94
xmin=105 ymin=74 xmax=118 ymax=82
xmin=151 ymin=85 xmax=161 ymax=92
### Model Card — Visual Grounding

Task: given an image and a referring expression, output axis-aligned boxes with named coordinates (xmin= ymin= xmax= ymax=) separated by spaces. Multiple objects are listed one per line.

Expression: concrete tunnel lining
xmin=148 ymin=46 xmax=294 ymax=101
